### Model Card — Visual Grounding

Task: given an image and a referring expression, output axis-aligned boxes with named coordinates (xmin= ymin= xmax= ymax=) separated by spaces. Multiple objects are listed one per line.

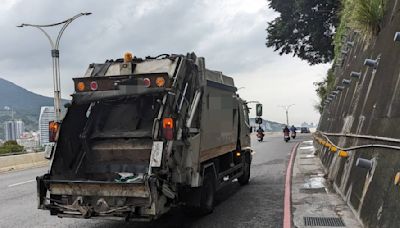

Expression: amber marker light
xmin=162 ymin=117 xmax=174 ymax=140
xmin=394 ymin=172 xmax=400 ymax=186
xmin=49 ymin=121 xmax=60 ymax=142
xmin=325 ymin=142 xmax=332 ymax=148
xmin=338 ymin=150 xmax=349 ymax=158
xmin=124 ymin=52 xmax=133 ymax=62
xmin=155 ymin=77 xmax=165 ymax=87
xmin=77 ymin=82 xmax=85 ymax=91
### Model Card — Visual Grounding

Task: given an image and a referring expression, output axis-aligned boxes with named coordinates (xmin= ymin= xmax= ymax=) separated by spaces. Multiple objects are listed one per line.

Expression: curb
xmin=283 ymin=142 xmax=300 ymax=228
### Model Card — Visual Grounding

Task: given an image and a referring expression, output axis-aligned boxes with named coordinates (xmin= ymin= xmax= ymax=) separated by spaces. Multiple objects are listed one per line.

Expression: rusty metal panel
xmin=50 ymin=183 xmax=150 ymax=198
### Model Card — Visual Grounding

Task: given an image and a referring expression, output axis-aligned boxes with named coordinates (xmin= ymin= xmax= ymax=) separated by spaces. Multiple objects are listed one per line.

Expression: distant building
xmin=14 ymin=120 xmax=24 ymax=139
xmin=17 ymin=131 xmax=40 ymax=151
xmin=39 ymin=106 xmax=55 ymax=146
xmin=4 ymin=120 xmax=24 ymax=141
xmin=4 ymin=121 xmax=15 ymax=141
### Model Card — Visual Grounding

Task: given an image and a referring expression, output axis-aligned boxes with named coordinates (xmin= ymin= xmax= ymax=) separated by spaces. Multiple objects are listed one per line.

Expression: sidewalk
xmin=291 ymin=140 xmax=362 ymax=228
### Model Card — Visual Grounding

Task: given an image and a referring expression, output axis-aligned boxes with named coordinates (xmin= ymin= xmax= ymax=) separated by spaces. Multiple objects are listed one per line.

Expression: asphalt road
xmin=0 ymin=134 xmax=311 ymax=228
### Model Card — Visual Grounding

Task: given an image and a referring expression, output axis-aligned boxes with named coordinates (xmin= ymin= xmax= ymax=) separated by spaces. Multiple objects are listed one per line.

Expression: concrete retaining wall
xmin=317 ymin=1 xmax=400 ymax=227
xmin=0 ymin=152 xmax=49 ymax=173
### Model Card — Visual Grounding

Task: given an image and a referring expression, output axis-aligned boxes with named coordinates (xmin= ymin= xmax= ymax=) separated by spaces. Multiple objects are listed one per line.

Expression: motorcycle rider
xmin=283 ymin=126 xmax=290 ymax=135
xmin=290 ymin=125 xmax=297 ymax=139
xmin=283 ymin=126 xmax=290 ymax=141
xmin=257 ymin=126 xmax=265 ymax=142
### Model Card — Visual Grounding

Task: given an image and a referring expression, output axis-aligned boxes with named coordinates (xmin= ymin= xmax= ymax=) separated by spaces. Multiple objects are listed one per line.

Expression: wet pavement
xmin=291 ymin=141 xmax=362 ymax=228
xmin=0 ymin=134 xmax=309 ymax=228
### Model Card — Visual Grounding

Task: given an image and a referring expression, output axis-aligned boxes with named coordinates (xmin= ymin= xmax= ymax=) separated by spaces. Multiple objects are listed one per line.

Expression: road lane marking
xmin=283 ymin=142 xmax=300 ymax=228
xmin=8 ymin=179 xmax=35 ymax=187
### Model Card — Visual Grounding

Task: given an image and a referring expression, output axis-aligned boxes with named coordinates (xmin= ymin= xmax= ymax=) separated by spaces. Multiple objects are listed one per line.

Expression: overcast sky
xmin=0 ymin=0 xmax=330 ymax=125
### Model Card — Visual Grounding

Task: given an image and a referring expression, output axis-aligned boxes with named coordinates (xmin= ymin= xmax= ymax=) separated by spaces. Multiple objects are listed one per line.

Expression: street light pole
xmin=279 ymin=104 xmax=295 ymax=126
xmin=18 ymin=13 xmax=92 ymax=122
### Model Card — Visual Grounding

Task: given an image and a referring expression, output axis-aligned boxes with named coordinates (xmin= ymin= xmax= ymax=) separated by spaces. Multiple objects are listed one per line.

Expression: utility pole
xmin=18 ymin=13 xmax=91 ymax=122
xmin=279 ymin=104 xmax=295 ymax=126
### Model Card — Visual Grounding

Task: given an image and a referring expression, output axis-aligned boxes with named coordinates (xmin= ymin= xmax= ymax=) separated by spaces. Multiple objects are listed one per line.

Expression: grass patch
xmin=352 ymin=0 xmax=385 ymax=35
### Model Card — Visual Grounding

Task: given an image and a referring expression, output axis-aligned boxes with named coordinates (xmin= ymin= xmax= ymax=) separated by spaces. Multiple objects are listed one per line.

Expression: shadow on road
xmin=83 ymin=182 xmax=243 ymax=228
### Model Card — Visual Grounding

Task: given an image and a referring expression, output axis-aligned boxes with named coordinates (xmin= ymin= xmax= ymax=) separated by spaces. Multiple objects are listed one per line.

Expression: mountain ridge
xmin=0 ymin=77 xmax=67 ymax=139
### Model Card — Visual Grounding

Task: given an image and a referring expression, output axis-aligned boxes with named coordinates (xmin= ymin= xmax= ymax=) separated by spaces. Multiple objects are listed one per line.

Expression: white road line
xmin=8 ymin=179 xmax=35 ymax=187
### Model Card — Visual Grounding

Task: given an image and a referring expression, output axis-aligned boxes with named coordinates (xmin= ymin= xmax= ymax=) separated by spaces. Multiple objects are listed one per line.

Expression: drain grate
xmin=304 ymin=217 xmax=345 ymax=227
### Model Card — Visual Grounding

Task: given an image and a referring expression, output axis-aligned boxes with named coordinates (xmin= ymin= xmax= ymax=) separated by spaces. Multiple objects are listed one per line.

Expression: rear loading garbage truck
xmin=37 ymin=52 xmax=252 ymax=221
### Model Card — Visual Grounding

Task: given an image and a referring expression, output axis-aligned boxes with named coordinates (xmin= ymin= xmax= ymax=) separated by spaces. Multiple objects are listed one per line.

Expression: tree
xmin=266 ymin=0 xmax=340 ymax=65
xmin=313 ymin=65 xmax=335 ymax=113
xmin=0 ymin=140 xmax=24 ymax=155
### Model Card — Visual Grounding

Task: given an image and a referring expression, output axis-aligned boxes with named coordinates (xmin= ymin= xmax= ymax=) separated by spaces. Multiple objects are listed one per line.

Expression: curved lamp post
xmin=17 ymin=12 xmax=91 ymax=121
xmin=279 ymin=104 xmax=295 ymax=126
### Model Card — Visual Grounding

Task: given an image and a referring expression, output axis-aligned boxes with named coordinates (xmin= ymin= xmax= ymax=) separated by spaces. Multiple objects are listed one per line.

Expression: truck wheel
xmin=238 ymin=154 xmax=250 ymax=185
xmin=199 ymin=172 xmax=215 ymax=214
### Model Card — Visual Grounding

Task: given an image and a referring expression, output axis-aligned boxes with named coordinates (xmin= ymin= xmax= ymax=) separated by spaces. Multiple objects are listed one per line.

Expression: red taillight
xmin=162 ymin=118 xmax=174 ymax=140
xmin=90 ymin=81 xmax=98 ymax=91
xmin=49 ymin=121 xmax=60 ymax=142
xmin=143 ymin=78 xmax=151 ymax=87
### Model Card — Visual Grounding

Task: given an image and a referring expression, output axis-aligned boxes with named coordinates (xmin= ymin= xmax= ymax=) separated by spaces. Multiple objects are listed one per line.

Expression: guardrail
xmin=0 ymin=152 xmax=48 ymax=173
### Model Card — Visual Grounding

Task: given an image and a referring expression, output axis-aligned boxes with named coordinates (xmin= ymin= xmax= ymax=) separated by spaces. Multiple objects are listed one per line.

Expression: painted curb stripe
xmin=283 ymin=142 xmax=300 ymax=228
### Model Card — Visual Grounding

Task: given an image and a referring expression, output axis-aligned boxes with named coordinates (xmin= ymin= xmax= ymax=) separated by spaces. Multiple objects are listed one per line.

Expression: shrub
xmin=352 ymin=0 xmax=385 ymax=35
xmin=0 ymin=140 xmax=24 ymax=155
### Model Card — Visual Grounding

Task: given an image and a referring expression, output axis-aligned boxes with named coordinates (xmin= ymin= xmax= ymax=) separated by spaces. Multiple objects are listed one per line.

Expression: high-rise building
xmin=4 ymin=120 xmax=24 ymax=141
xmin=14 ymin=120 xmax=24 ymax=139
xmin=39 ymin=106 xmax=55 ymax=146
xmin=4 ymin=121 xmax=16 ymax=141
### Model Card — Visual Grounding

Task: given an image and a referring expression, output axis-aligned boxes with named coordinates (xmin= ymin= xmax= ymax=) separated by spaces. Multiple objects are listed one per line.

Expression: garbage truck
xmin=37 ymin=52 xmax=252 ymax=221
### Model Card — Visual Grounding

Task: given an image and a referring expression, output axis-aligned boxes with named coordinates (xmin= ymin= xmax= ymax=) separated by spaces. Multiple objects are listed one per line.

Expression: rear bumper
xmin=37 ymin=177 xmax=166 ymax=221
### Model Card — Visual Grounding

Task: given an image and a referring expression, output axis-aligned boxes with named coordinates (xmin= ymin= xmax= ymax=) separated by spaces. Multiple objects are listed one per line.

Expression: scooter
xmin=284 ymin=132 xmax=290 ymax=142
xmin=291 ymin=131 xmax=296 ymax=139
xmin=257 ymin=132 xmax=265 ymax=142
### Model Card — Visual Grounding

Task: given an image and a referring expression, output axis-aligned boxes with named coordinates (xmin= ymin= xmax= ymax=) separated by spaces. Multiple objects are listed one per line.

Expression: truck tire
xmin=238 ymin=154 xmax=250 ymax=185
xmin=199 ymin=172 xmax=216 ymax=214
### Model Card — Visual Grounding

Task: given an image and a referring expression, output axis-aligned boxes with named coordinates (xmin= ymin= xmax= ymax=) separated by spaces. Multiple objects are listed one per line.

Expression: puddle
xmin=303 ymin=177 xmax=326 ymax=189
xmin=300 ymin=146 xmax=314 ymax=150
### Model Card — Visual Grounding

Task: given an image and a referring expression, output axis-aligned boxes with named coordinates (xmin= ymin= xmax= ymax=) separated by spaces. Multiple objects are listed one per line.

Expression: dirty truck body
xmin=37 ymin=53 xmax=252 ymax=221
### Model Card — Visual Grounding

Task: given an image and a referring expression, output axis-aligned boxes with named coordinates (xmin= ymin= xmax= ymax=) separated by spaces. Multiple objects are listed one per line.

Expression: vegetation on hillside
xmin=0 ymin=141 xmax=24 ymax=155
xmin=313 ymin=0 xmax=386 ymax=113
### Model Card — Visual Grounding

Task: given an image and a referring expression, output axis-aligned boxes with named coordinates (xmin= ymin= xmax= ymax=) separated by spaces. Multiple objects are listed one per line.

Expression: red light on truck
xmin=143 ymin=78 xmax=151 ymax=87
xmin=90 ymin=81 xmax=98 ymax=91
xmin=49 ymin=121 xmax=60 ymax=142
xmin=162 ymin=118 xmax=174 ymax=140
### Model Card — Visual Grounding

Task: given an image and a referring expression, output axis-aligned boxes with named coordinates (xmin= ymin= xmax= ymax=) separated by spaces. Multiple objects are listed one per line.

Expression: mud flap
xmin=36 ymin=174 xmax=48 ymax=209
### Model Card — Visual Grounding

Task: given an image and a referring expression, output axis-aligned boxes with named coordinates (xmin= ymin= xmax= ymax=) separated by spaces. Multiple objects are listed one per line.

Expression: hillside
xmin=249 ymin=118 xmax=285 ymax=132
xmin=317 ymin=0 xmax=400 ymax=227
xmin=0 ymin=78 xmax=67 ymax=139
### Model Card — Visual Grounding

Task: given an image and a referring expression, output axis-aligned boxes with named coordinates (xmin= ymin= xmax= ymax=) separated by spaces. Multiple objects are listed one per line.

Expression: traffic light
xmin=255 ymin=117 xmax=262 ymax=124
xmin=256 ymin=104 xmax=262 ymax=117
